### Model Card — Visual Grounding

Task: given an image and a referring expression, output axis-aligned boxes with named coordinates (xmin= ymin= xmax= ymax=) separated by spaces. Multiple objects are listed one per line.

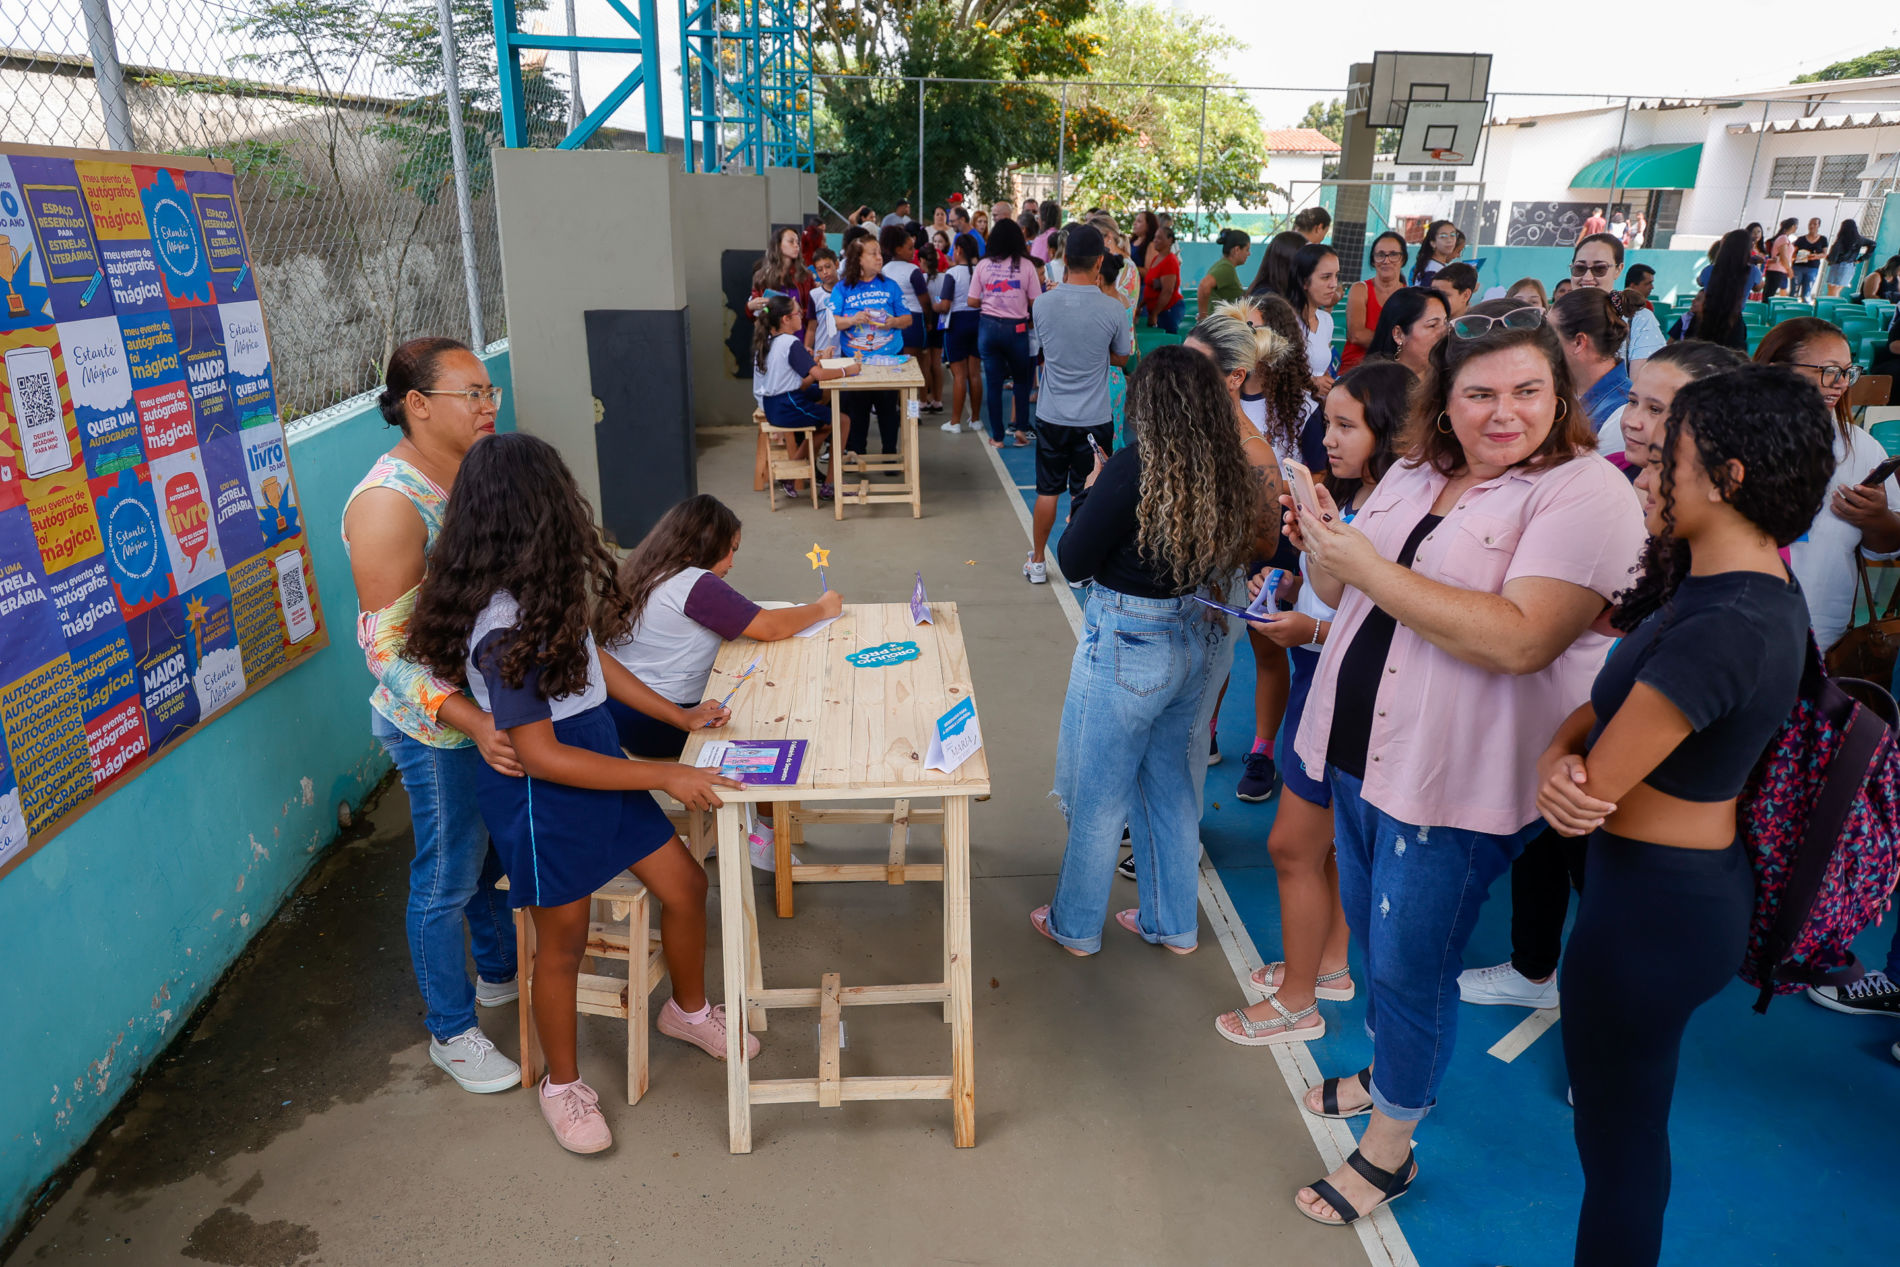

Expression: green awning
xmin=1570 ymin=143 xmax=1703 ymax=191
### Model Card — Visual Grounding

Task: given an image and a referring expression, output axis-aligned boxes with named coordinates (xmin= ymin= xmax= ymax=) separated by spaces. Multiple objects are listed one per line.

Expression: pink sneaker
xmin=657 ymin=998 xmax=761 ymax=1061
xmin=538 ymin=1079 xmax=612 ymax=1154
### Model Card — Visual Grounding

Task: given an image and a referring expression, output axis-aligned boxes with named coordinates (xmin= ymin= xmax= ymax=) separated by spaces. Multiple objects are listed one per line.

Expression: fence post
xmin=1057 ymin=83 xmax=1068 ymax=207
xmin=917 ymin=77 xmax=925 ymax=212
xmin=78 ymin=0 xmax=136 ymax=151
xmin=1605 ymin=96 xmax=1629 ymax=219
xmin=1742 ymin=99 xmax=1771 ymax=228
xmin=1193 ymin=86 xmax=1207 ymax=239
xmin=435 ymin=0 xmax=488 ymax=349
xmin=565 ymin=0 xmax=582 ymax=131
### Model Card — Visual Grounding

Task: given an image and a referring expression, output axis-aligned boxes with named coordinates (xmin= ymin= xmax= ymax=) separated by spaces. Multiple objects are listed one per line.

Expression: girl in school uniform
xmin=940 ymin=232 xmax=984 ymax=434
xmin=405 ymin=433 xmax=757 ymax=1156
xmin=752 ymin=294 xmax=860 ymax=498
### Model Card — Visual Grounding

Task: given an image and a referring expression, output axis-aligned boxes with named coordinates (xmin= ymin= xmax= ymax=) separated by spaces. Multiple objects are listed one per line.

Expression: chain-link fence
xmin=2 ymin=0 xmax=556 ymax=423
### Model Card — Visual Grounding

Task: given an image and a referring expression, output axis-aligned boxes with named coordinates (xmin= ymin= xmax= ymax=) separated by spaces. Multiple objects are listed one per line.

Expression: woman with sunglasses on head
xmin=1537 ymin=365 xmax=1834 ymax=1266
xmin=1410 ymin=219 xmax=1458 ymax=286
xmin=1755 ymin=317 xmax=1900 ymax=653
xmin=344 ymin=338 xmax=525 ymax=1095
xmin=1366 ymin=286 xmax=1449 ymax=378
xmin=1568 ymin=232 xmax=1663 ymax=364
xmin=1342 ymin=232 xmax=1407 ymax=373
xmin=1283 ymin=298 xmax=1646 ymax=1228
xmin=1548 ymin=287 xmax=1631 ymax=457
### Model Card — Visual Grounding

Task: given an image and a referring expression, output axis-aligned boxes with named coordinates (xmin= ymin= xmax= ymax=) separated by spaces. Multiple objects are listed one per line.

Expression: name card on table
xmin=910 ymin=572 xmax=932 ymax=625
xmin=925 ymin=698 xmax=982 ymax=774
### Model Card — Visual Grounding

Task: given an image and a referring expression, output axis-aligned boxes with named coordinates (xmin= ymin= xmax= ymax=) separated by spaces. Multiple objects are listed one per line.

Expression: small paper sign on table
xmin=694 ymin=739 xmax=808 ymax=785
xmin=925 ymin=698 xmax=982 ymax=774
xmin=910 ymin=572 xmax=932 ymax=625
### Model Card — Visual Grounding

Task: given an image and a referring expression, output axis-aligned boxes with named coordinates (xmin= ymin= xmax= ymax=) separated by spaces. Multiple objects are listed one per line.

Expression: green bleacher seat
xmin=1860 ymin=334 xmax=1888 ymax=367
xmin=1871 ymin=419 xmax=1900 ymax=458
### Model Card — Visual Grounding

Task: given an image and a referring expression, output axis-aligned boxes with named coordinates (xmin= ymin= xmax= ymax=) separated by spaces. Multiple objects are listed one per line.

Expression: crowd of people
xmin=345 ymin=194 xmax=1900 ymax=1265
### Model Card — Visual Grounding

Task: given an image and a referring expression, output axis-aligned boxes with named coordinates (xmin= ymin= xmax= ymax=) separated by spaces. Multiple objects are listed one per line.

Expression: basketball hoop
xmin=1429 ymin=148 xmax=1467 ymax=163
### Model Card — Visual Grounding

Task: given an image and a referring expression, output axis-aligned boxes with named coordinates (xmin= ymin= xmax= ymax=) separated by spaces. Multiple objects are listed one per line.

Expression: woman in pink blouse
xmin=1279 ymin=298 xmax=1647 ymax=1227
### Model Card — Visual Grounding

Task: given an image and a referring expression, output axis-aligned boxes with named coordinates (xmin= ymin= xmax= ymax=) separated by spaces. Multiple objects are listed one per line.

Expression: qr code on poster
xmin=6 ymin=344 xmax=73 ymax=479
xmin=274 ymin=549 xmax=317 ymax=644
xmin=13 ymin=364 xmax=56 ymax=431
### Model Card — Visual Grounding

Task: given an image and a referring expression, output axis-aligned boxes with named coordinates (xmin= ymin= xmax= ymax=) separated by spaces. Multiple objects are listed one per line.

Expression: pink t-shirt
xmin=1294 ymin=452 xmax=1647 ymax=835
xmin=972 ymin=257 xmax=1042 ymax=322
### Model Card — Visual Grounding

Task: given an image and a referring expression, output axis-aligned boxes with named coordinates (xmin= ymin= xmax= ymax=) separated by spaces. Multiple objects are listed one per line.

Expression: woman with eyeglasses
xmin=1548 ymin=287 xmax=1631 ymax=456
xmin=1755 ymin=317 xmax=1900 ymax=653
xmin=1290 ymin=243 xmax=1343 ymax=396
xmin=1283 ymin=298 xmax=1645 ymax=1228
xmin=1568 ymin=233 xmax=1663 ymax=363
xmin=1409 ymin=219 xmax=1458 ymax=286
xmin=1366 ymin=286 xmax=1449 ymax=378
xmin=342 ymin=337 xmax=525 ymax=1094
xmin=1342 ymin=232 xmax=1407 ymax=373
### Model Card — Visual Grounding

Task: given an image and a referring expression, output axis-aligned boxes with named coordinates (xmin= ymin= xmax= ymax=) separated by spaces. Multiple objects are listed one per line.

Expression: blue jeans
xmin=977 ymin=314 xmax=1033 ymax=442
xmin=373 ymin=710 xmax=517 ymax=1041
xmin=1152 ymin=299 xmax=1185 ymax=334
xmin=1329 ymin=769 xmax=1542 ymax=1120
xmin=1050 ymin=587 xmax=1224 ymax=951
xmin=1793 ymin=262 xmax=1821 ymax=301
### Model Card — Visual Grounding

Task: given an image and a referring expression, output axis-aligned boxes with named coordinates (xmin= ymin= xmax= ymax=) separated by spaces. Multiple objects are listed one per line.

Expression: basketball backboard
xmin=1368 ymin=51 xmax=1493 ymax=129
xmin=1395 ymin=100 xmax=1487 ymax=166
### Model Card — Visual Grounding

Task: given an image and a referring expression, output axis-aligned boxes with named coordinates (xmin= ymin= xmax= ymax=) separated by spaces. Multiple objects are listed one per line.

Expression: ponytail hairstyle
xmin=1411 ymin=219 xmax=1457 ymax=282
xmin=379 ymin=336 xmax=471 ymax=433
xmin=1611 ymin=365 xmax=1834 ymax=632
xmin=842 ymin=236 xmax=877 ymax=286
xmin=753 ymin=293 xmax=798 ymax=373
xmin=1215 ymin=227 xmax=1251 ymax=259
xmin=617 ymin=494 xmax=744 ymax=624
xmin=1215 ymin=296 xmax=1310 ymax=457
xmin=1548 ymin=285 xmax=1630 ymax=361
xmin=404 ymin=432 xmax=631 ymax=699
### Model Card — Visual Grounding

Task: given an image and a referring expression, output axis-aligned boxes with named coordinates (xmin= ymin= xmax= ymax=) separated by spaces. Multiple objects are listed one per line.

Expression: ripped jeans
xmin=1329 ymin=769 xmax=1543 ymax=1120
xmin=1048 ymin=586 xmax=1224 ymax=952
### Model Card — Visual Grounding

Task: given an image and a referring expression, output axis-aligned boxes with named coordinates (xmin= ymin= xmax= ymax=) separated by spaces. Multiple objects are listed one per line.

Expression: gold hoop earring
xmin=1436 ymin=412 xmax=1453 ymax=434
xmin=1555 ymin=399 xmax=1569 ymax=423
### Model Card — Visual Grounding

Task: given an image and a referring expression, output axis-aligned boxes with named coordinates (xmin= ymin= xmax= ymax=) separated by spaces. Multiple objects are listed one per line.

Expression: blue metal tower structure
xmin=678 ymin=0 xmax=813 ymax=172
xmin=492 ymin=0 xmax=666 ymax=151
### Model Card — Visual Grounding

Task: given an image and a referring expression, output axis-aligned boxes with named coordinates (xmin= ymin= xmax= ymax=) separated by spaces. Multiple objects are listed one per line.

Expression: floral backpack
xmin=1737 ymin=639 xmax=1900 ymax=1011
xmin=1740 ymin=638 xmax=1900 ymax=1018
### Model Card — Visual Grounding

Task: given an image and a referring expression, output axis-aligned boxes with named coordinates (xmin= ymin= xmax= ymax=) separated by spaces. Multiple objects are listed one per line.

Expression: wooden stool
xmin=759 ymin=409 xmax=819 ymax=510
xmin=499 ymin=871 xmax=667 ymax=1104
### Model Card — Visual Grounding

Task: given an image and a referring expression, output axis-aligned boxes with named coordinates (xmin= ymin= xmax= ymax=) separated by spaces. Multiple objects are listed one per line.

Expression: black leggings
xmin=1509 ymin=827 xmax=1587 ymax=980
xmin=842 ymin=390 xmax=899 ymax=454
xmin=1561 ymin=829 xmax=1753 ymax=1267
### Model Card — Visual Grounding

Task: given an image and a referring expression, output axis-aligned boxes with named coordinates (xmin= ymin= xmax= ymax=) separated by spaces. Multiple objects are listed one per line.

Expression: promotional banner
xmin=0 ymin=146 xmax=324 ymax=864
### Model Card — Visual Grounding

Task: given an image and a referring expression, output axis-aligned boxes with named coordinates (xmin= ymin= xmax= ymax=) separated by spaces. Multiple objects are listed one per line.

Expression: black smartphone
xmin=1862 ymin=455 xmax=1900 ymax=488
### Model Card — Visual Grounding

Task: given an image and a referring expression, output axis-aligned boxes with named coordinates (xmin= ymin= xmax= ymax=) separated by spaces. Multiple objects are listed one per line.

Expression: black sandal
xmin=1296 ymin=1148 xmax=1418 ymax=1227
xmin=1306 ymin=1067 xmax=1373 ymax=1119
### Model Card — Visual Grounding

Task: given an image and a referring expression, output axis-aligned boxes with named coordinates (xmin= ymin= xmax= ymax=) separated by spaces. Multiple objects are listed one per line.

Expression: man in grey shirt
xmin=1025 ymin=222 xmax=1132 ymax=584
xmin=880 ymin=197 xmax=912 ymax=228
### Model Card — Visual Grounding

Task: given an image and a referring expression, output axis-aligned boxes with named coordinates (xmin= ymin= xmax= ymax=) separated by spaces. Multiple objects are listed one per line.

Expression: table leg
xmin=738 ymin=828 xmax=767 ymax=1033
xmin=772 ymin=801 xmax=794 ymax=918
xmin=831 ymin=391 xmax=845 ymax=521
xmin=906 ymin=392 xmax=921 ymax=518
xmin=715 ymin=802 xmax=753 ymax=1153
xmin=943 ymin=795 xmax=975 ymax=1147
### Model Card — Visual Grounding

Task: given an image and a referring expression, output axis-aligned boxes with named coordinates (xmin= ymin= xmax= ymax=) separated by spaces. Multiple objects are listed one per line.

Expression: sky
xmin=1174 ymin=0 xmax=1900 ymax=103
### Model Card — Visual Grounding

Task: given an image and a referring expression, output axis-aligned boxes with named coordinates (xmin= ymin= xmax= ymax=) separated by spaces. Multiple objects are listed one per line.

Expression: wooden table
xmin=820 ymin=360 xmax=926 ymax=520
xmin=682 ymin=601 xmax=990 ymax=1153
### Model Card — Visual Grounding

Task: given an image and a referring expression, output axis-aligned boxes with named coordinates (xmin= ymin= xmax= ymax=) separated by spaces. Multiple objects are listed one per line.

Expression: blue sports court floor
xmin=986 ymin=425 xmax=1899 ymax=1266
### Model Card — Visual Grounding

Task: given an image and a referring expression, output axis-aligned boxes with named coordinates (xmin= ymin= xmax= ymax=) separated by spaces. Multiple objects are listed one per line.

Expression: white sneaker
xmin=1457 ymin=961 xmax=1559 ymax=1008
xmin=475 ymin=975 xmax=519 ymax=1007
xmin=940 ymin=420 xmax=964 ymax=433
xmin=429 ymin=1026 xmax=521 ymax=1093
xmin=747 ymin=824 xmax=801 ymax=872
xmin=1024 ymin=555 xmax=1048 ymax=585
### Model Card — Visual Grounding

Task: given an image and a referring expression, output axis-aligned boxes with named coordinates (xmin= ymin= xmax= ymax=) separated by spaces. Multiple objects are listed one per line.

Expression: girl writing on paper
xmin=404 ymin=433 xmax=752 ymax=1156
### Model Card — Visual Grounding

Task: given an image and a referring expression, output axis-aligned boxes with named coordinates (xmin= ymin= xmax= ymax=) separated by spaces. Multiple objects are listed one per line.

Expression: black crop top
xmin=1586 ymin=571 xmax=1811 ymax=802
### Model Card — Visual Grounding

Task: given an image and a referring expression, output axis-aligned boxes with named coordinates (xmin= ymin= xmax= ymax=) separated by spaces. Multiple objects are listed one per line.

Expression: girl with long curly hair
xmin=1032 ymin=345 xmax=1276 ymax=956
xmin=1535 ymin=365 xmax=1833 ymax=1265
xmin=405 ymin=433 xmax=756 ymax=1155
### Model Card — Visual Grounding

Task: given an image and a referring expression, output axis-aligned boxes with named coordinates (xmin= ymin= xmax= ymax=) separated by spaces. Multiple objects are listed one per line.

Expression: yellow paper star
xmin=806 ymin=543 xmax=830 ymax=570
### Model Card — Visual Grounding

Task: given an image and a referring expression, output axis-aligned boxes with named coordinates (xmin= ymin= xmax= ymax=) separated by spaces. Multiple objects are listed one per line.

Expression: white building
xmin=1384 ymin=76 xmax=1900 ymax=250
xmin=1260 ymin=127 xmax=1339 ymax=216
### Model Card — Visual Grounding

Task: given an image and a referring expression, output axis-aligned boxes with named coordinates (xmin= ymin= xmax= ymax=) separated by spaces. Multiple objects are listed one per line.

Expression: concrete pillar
xmin=763 ymin=165 xmax=813 ymax=229
xmin=672 ymin=169 xmax=770 ymax=429
xmin=491 ymin=149 xmax=694 ymax=546
xmin=1335 ymin=62 xmax=1379 ymax=286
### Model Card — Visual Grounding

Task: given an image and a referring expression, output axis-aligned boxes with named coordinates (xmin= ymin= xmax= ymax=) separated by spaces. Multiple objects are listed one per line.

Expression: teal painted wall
xmin=0 ymin=347 xmax=513 ymax=1240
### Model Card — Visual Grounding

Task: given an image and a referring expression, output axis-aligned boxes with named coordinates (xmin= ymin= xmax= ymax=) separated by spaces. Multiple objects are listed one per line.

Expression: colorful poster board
xmin=0 ymin=146 xmax=326 ymax=876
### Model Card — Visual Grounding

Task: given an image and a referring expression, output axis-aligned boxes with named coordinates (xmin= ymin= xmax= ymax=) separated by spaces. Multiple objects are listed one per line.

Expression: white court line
xmin=980 ymin=437 xmax=1415 ymax=1267
xmin=1488 ymin=1007 xmax=1562 ymax=1063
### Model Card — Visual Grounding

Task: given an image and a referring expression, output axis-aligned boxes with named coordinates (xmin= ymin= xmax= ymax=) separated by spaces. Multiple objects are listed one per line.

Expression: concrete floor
xmin=11 ymin=425 xmax=1365 ymax=1267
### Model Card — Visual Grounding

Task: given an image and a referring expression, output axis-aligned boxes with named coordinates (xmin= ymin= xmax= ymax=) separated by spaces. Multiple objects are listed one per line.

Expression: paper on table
xmin=793 ymin=615 xmax=840 ymax=638
xmin=820 ymin=357 xmax=856 ymax=370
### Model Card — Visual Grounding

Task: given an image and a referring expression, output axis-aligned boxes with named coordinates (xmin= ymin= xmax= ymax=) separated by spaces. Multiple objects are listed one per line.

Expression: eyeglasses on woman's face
xmin=1372 ymin=249 xmax=1404 ymax=262
xmin=1449 ymin=306 xmax=1545 ymax=340
xmin=1790 ymin=362 xmax=1862 ymax=389
xmin=420 ymin=385 xmax=504 ymax=407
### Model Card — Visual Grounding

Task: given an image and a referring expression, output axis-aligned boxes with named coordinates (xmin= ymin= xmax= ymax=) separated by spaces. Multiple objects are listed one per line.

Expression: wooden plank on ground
xmin=818 ymin=972 xmax=843 ymax=1107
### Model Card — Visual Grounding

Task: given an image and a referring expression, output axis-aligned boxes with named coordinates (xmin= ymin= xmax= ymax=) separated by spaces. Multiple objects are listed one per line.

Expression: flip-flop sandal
xmin=1249 ymin=962 xmax=1356 ymax=1002
xmin=1214 ymin=995 xmax=1324 ymax=1047
xmin=1296 ymin=1149 xmax=1418 ymax=1227
xmin=1114 ymin=908 xmax=1194 ymax=954
xmin=1304 ymin=1067 xmax=1374 ymax=1119
xmin=1030 ymin=905 xmax=1092 ymax=956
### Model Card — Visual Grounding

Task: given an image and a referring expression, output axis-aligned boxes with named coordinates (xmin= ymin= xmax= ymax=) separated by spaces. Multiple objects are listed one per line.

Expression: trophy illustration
xmin=0 ymin=241 xmax=23 ymax=318
xmin=260 ymin=475 xmax=288 ymax=532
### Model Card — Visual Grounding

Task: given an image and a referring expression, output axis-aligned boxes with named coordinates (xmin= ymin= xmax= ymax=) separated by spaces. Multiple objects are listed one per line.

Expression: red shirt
xmin=1142 ymin=252 xmax=1181 ymax=315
